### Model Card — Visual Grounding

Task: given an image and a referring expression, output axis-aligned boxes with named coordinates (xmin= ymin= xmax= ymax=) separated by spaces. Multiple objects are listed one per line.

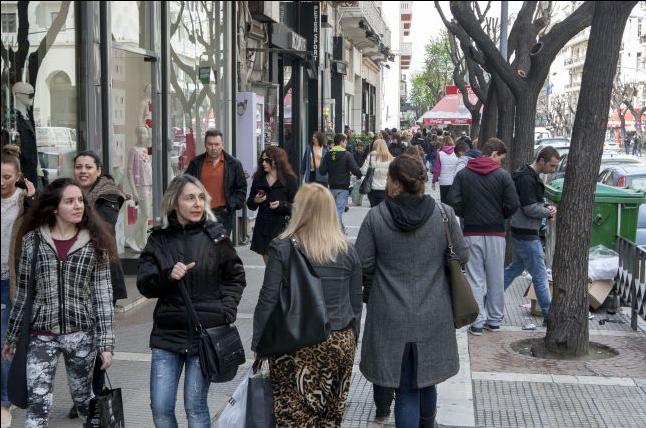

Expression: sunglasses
xmin=261 ymin=157 xmax=272 ymax=163
xmin=16 ymin=92 xmax=34 ymax=99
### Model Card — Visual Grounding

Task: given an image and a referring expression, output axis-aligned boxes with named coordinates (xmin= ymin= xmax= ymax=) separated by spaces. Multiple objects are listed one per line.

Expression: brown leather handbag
xmin=437 ymin=203 xmax=479 ymax=328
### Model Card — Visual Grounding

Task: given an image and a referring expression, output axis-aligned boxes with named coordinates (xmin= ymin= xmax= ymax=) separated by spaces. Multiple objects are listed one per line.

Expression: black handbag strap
xmin=178 ymin=279 xmax=205 ymax=332
xmin=436 ymin=203 xmax=457 ymax=258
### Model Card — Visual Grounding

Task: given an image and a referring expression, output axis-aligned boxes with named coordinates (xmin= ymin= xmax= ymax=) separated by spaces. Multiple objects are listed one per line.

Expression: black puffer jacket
xmin=137 ymin=217 xmax=246 ymax=355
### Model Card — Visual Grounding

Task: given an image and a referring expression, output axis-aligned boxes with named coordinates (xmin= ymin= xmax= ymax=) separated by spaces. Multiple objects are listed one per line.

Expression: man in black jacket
xmin=320 ymin=133 xmax=362 ymax=232
xmin=448 ymin=138 xmax=520 ymax=336
xmin=504 ymin=146 xmax=559 ymax=325
xmin=185 ymin=129 xmax=247 ymax=235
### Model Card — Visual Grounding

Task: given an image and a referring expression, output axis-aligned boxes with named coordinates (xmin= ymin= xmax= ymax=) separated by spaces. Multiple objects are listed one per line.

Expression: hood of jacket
xmin=466 ymin=156 xmax=502 ymax=175
xmin=329 ymin=145 xmax=347 ymax=161
xmin=441 ymin=146 xmax=455 ymax=155
xmin=384 ymin=194 xmax=436 ymax=232
xmin=86 ymin=176 xmax=124 ymax=208
xmin=39 ymin=226 xmax=91 ymax=255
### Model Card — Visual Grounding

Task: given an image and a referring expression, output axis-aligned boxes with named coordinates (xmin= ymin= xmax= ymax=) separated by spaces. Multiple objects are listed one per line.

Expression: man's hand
xmin=170 ymin=261 xmax=196 ymax=281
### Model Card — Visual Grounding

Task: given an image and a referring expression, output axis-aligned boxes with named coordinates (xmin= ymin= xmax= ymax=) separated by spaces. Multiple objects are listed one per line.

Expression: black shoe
xmin=420 ymin=410 xmax=438 ymax=428
xmin=344 ymin=205 xmax=350 ymax=212
xmin=484 ymin=324 xmax=500 ymax=332
xmin=542 ymin=319 xmax=549 ymax=328
xmin=468 ymin=326 xmax=483 ymax=336
xmin=68 ymin=405 xmax=78 ymax=419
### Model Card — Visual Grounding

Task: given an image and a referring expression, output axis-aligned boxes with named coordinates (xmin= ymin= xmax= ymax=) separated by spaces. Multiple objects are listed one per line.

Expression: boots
xmin=420 ymin=410 xmax=438 ymax=428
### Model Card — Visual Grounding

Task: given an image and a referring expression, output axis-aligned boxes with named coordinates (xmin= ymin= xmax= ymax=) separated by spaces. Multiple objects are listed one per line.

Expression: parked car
xmin=534 ymin=137 xmax=570 ymax=158
xmin=636 ymin=204 xmax=646 ymax=246
xmin=38 ymin=146 xmax=76 ymax=181
xmin=544 ymin=154 xmax=641 ymax=184
xmin=598 ymin=164 xmax=646 ymax=190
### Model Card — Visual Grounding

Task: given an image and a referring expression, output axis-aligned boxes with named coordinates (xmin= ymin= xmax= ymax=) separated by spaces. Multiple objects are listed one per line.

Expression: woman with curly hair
xmin=2 ymin=178 xmax=117 ymax=426
xmin=247 ymin=146 xmax=298 ymax=263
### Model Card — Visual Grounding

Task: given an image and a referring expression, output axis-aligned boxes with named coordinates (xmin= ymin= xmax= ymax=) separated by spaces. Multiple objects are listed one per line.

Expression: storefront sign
xmin=300 ymin=3 xmax=320 ymax=69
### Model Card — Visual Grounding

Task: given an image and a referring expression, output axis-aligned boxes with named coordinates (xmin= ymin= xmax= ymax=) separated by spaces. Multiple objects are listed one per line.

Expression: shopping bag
xmin=84 ymin=374 xmax=125 ymax=428
xmin=127 ymin=201 xmax=138 ymax=225
xmin=246 ymin=360 xmax=276 ymax=428
xmin=214 ymin=370 xmax=249 ymax=428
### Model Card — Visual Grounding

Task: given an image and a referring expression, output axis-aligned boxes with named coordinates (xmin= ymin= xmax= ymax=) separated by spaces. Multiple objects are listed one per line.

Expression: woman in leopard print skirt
xmin=252 ymin=183 xmax=363 ymax=427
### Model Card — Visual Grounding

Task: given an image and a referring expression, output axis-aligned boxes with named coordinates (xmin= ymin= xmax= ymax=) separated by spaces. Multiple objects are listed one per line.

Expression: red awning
xmin=417 ymin=86 xmax=479 ymax=126
xmin=607 ymin=107 xmax=642 ymax=130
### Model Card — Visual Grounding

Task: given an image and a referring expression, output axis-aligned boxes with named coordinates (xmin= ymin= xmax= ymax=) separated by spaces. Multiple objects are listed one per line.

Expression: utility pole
xmin=500 ymin=1 xmax=508 ymax=59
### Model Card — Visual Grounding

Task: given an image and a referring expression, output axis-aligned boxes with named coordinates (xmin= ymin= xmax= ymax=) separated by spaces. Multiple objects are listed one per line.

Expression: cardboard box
xmin=525 ymin=282 xmax=554 ymax=317
xmin=524 ymin=279 xmax=614 ymax=315
xmin=587 ymin=279 xmax=614 ymax=310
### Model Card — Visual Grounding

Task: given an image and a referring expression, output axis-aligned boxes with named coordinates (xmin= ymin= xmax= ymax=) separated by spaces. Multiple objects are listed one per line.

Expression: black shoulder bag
xmin=256 ymin=239 xmax=330 ymax=356
xmin=8 ymin=232 xmax=41 ymax=409
xmin=177 ymin=281 xmax=245 ymax=383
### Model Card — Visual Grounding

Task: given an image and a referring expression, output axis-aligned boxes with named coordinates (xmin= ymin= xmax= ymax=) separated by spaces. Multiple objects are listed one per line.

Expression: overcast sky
xmin=408 ymin=2 xmax=523 ymax=74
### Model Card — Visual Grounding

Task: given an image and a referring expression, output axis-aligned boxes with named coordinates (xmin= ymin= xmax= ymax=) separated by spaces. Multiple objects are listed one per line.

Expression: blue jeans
xmin=1 ymin=279 xmax=11 ymax=406
xmin=395 ymin=345 xmax=437 ymax=427
xmin=150 ymin=348 xmax=210 ymax=428
xmin=331 ymin=189 xmax=349 ymax=232
xmin=504 ymin=237 xmax=551 ymax=317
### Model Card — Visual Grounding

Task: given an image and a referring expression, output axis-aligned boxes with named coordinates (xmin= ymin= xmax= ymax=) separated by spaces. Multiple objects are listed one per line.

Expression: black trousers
xmin=212 ymin=206 xmax=234 ymax=236
xmin=440 ymin=185 xmax=452 ymax=204
xmin=368 ymin=190 xmax=386 ymax=207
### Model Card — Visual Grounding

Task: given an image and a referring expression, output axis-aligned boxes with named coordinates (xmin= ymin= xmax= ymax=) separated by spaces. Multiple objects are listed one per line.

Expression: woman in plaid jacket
xmin=1 ymin=178 xmax=118 ymax=426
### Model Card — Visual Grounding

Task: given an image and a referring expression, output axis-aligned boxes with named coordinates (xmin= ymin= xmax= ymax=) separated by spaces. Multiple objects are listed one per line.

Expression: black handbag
xmin=84 ymin=373 xmax=125 ymax=428
xmin=8 ymin=232 xmax=40 ymax=409
xmin=246 ymin=360 xmax=276 ymax=428
xmin=256 ymin=239 xmax=331 ymax=356
xmin=359 ymin=154 xmax=375 ymax=195
xmin=178 ymin=281 xmax=246 ymax=383
xmin=436 ymin=203 xmax=479 ymax=328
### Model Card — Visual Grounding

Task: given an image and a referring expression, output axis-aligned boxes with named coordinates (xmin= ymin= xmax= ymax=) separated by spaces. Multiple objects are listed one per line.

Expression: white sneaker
xmin=1 ymin=405 xmax=12 ymax=428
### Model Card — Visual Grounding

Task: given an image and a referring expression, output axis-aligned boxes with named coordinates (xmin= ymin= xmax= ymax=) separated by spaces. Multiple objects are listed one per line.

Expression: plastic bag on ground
xmin=214 ymin=369 xmax=250 ymax=428
xmin=588 ymin=245 xmax=620 ymax=281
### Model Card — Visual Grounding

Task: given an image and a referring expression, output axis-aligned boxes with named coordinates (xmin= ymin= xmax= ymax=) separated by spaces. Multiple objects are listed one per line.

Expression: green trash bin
xmin=545 ymin=179 xmax=646 ymax=249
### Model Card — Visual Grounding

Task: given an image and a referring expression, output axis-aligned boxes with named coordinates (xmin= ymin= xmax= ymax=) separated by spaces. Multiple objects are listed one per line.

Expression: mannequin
xmin=126 ymin=126 xmax=153 ymax=252
xmin=140 ymin=83 xmax=152 ymax=129
xmin=12 ymin=82 xmax=38 ymax=185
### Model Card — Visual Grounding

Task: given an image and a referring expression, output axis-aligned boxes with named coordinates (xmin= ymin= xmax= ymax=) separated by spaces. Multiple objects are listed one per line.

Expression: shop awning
xmin=417 ymin=85 xmax=479 ymax=126
xmin=607 ymin=107 xmax=643 ymax=131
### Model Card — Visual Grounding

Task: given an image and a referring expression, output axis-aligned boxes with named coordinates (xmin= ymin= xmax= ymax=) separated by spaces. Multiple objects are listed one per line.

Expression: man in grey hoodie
xmin=504 ymin=146 xmax=560 ymax=325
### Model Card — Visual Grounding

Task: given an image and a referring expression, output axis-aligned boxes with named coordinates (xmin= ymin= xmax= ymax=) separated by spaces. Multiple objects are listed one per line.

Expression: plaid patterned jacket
xmin=6 ymin=227 xmax=114 ymax=352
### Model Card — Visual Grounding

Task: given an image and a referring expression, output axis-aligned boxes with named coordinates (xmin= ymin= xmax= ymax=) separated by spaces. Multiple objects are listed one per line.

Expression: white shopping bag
xmin=214 ymin=369 xmax=250 ymax=428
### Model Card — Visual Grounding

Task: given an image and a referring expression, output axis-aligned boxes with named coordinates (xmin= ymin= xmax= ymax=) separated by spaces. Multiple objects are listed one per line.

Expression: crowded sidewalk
xmin=7 ymin=186 xmax=646 ymax=428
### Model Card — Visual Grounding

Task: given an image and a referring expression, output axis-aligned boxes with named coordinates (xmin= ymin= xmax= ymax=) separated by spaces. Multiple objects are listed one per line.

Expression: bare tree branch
xmin=30 ymin=1 xmax=72 ymax=86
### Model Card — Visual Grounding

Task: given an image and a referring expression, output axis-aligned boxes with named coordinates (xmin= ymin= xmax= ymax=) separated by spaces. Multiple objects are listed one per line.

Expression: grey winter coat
xmin=355 ymin=201 xmax=468 ymax=388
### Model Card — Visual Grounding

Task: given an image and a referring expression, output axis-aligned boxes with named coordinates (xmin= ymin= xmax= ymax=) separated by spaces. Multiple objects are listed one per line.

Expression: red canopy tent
xmin=417 ymin=85 xmax=479 ymax=126
xmin=607 ymin=107 xmax=642 ymax=131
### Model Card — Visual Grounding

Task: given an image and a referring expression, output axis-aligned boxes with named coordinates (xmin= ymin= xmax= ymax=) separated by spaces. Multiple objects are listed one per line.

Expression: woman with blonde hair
xmin=361 ymin=138 xmax=394 ymax=207
xmin=252 ymin=183 xmax=363 ymax=427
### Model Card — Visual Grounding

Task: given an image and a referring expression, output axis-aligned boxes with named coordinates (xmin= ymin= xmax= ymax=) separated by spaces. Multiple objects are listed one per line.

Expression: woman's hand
xmin=170 ymin=261 xmax=196 ymax=281
xmin=269 ymin=201 xmax=280 ymax=210
xmin=99 ymin=351 xmax=113 ymax=370
xmin=254 ymin=194 xmax=267 ymax=204
xmin=24 ymin=178 xmax=36 ymax=197
xmin=2 ymin=344 xmax=14 ymax=361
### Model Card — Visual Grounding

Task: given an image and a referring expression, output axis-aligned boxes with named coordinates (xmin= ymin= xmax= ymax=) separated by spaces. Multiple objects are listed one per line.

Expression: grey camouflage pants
xmin=26 ymin=331 xmax=96 ymax=428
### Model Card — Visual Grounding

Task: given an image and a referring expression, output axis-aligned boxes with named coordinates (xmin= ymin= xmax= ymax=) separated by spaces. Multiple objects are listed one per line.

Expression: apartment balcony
xmin=564 ymin=55 xmax=585 ymax=69
xmin=339 ymin=1 xmax=392 ymax=64
xmin=400 ymin=42 xmax=412 ymax=56
xmin=565 ymin=28 xmax=590 ymax=48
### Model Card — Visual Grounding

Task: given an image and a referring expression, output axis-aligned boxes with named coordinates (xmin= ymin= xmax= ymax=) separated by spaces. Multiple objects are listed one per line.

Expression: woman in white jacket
xmin=432 ymin=136 xmax=460 ymax=203
xmin=361 ymin=139 xmax=394 ymax=207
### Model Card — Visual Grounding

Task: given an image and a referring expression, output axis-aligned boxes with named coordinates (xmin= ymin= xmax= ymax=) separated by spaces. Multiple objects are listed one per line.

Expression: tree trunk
xmin=480 ymin=79 xmax=498 ymax=143
xmin=545 ymin=1 xmax=636 ymax=357
xmin=510 ymin=92 xmax=538 ymax=172
xmin=470 ymin=111 xmax=480 ymax=140
xmin=495 ymin=77 xmax=515 ymax=163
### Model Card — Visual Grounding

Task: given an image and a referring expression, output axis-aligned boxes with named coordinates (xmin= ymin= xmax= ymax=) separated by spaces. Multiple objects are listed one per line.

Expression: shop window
xmin=1 ymin=1 xmax=77 ymax=186
xmin=168 ymin=1 xmax=228 ymax=181
xmin=111 ymin=1 xmax=152 ymax=50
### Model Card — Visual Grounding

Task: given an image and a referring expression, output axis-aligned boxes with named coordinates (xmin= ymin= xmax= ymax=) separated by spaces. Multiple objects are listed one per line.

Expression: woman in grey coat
xmin=355 ymin=154 xmax=468 ymax=428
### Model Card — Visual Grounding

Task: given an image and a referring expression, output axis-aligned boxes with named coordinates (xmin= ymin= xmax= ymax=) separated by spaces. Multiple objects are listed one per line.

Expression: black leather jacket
xmin=137 ymin=218 xmax=246 ymax=355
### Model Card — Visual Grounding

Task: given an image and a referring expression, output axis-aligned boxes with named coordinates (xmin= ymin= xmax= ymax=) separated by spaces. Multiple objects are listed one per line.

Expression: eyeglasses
xmin=16 ymin=92 xmax=34 ymax=99
xmin=261 ymin=157 xmax=272 ymax=163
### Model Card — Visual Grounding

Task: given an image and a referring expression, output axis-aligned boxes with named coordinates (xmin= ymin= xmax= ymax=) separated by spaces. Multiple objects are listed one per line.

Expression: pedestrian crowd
xmin=0 ymin=126 xmax=561 ymax=428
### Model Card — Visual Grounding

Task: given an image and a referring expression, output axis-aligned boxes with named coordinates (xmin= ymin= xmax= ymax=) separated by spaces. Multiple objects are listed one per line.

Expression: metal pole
xmin=500 ymin=1 xmax=508 ymax=59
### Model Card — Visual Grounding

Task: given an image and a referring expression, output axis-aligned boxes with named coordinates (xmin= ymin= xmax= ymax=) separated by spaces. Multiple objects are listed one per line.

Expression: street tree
xmin=0 ymin=1 xmax=72 ymax=92
xmin=547 ymin=94 xmax=577 ymax=137
xmin=408 ymin=33 xmax=453 ymax=118
xmin=545 ymin=1 xmax=637 ymax=357
xmin=448 ymin=1 xmax=596 ymax=172
xmin=438 ymin=1 xmax=499 ymax=140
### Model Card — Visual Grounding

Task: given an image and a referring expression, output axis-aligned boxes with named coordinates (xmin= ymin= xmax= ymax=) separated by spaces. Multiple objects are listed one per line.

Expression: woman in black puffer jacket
xmin=137 ymin=174 xmax=246 ymax=427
